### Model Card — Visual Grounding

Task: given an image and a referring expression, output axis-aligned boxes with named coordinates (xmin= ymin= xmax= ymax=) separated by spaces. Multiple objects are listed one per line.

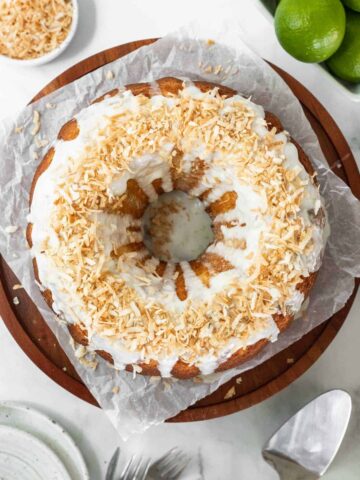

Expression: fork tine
xmin=153 ymin=447 xmax=181 ymax=469
xmin=105 ymin=447 xmax=120 ymax=480
xmin=132 ymin=457 xmax=143 ymax=478
xmin=161 ymin=451 xmax=186 ymax=471
xmin=121 ymin=455 xmax=134 ymax=480
xmin=147 ymin=447 xmax=189 ymax=480
xmin=163 ymin=453 xmax=190 ymax=479
xmin=136 ymin=458 xmax=151 ymax=480
xmin=167 ymin=459 xmax=189 ymax=480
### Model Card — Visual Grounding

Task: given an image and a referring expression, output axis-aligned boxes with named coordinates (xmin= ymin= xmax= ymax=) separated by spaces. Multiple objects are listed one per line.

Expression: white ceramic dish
xmin=255 ymin=0 xmax=360 ymax=102
xmin=0 ymin=402 xmax=89 ymax=479
xmin=0 ymin=0 xmax=79 ymax=67
xmin=0 ymin=425 xmax=71 ymax=479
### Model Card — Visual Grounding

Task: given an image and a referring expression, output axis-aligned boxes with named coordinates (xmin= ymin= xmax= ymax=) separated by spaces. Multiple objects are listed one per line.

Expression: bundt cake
xmin=27 ymin=77 xmax=327 ymax=379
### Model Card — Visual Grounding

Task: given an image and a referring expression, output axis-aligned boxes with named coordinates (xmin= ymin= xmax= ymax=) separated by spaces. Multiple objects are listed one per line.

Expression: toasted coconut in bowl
xmin=0 ymin=0 xmax=78 ymax=66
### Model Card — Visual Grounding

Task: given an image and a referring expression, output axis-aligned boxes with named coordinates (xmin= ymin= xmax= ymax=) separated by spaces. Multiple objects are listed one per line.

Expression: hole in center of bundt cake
xmin=142 ymin=190 xmax=214 ymax=263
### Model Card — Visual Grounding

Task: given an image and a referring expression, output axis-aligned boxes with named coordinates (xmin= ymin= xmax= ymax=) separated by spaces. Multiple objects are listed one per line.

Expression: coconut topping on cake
xmin=28 ymin=79 xmax=327 ymax=377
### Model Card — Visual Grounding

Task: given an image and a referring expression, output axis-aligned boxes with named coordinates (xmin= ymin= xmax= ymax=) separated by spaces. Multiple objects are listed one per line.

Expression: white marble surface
xmin=0 ymin=0 xmax=359 ymax=478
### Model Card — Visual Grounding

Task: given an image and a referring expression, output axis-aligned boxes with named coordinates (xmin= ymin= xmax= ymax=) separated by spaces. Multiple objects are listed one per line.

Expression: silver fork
xmin=147 ymin=447 xmax=190 ymax=479
xmin=118 ymin=455 xmax=151 ymax=480
xmin=106 ymin=447 xmax=120 ymax=480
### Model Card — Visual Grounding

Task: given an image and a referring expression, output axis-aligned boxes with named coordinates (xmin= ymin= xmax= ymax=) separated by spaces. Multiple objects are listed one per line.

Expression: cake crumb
xmin=74 ymin=345 xmax=87 ymax=359
xmin=35 ymin=136 xmax=49 ymax=148
xmin=112 ymin=386 xmax=120 ymax=394
xmin=203 ymin=65 xmax=213 ymax=74
xmin=213 ymin=65 xmax=223 ymax=75
xmin=45 ymin=102 xmax=56 ymax=109
xmin=286 ymin=358 xmax=295 ymax=364
xmin=235 ymin=377 xmax=242 ymax=384
xmin=163 ymin=381 xmax=172 ymax=392
xmin=5 ymin=225 xmax=18 ymax=234
xmin=206 ymin=39 xmax=215 ymax=46
xmin=105 ymin=70 xmax=114 ymax=80
xmin=14 ymin=126 xmax=23 ymax=133
xmin=149 ymin=376 xmax=161 ymax=384
xmin=224 ymin=386 xmax=236 ymax=399
xmin=133 ymin=364 xmax=143 ymax=374
xmin=79 ymin=356 xmax=98 ymax=370
xmin=193 ymin=376 xmax=203 ymax=383
xmin=31 ymin=110 xmax=41 ymax=136
xmin=32 ymin=151 xmax=39 ymax=160
xmin=12 ymin=284 xmax=23 ymax=290
xmin=62 ymin=366 xmax=67 ymax=372
xmin=224 ymin=65 xmax=232 ymax=76
xmin=12 ymin=296 xmax=20 ymax=305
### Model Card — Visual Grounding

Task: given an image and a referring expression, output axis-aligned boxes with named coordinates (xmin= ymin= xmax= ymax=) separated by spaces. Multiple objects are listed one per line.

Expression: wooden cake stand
xmin=0 ymin=39 xmax=359 ymax=422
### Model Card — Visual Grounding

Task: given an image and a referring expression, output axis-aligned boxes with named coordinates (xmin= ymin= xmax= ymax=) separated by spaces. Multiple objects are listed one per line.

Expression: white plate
xmin=0 ymin=403 xmax=89 ymax=480
xmin=0 ymin=425 xmax=71 ymax=480
xmin=0 ymin=0 xmax=79 ymax=67
xmin=255 ymin=0 xmax=360 ymax=102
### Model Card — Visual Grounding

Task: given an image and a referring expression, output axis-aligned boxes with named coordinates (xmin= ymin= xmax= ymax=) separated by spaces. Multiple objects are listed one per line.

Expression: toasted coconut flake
xmin=149 ymin=376 xmax=161 ymax=384
xmin=5 ymin=225 xmax=18 ymax=233
xmin=34 ymin=136 xmax=49 ymax=148
xmin=224 ymin=386 xmax=236 ymax=399
xmin=31 ymin=111 xmax=41 ymax=136
xmin=13 ymin=296 xmax=20 ymax=305
xmin=105 ymin=70 xmax=114 ymax=80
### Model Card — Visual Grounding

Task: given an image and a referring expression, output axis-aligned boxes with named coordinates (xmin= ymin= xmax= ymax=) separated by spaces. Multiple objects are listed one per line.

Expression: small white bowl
xmin=0 ymin=0 xmax=79 ymax=67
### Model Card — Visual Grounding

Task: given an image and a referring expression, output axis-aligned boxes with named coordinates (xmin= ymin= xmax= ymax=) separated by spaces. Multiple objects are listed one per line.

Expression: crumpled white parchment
xmin=0 ymin=19 xmax=359 ymax=439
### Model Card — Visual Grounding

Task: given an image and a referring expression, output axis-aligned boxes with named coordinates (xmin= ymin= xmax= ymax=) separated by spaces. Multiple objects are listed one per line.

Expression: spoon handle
xmin=263 ymin=452 xmax=319 ymax=480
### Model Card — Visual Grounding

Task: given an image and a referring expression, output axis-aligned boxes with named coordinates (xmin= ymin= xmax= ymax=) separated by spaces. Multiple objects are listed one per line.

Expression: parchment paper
xmin=0 ymin=19 xmax=359 ymax=439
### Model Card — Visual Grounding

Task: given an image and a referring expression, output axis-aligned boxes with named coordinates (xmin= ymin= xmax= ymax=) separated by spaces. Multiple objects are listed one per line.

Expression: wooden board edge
xmin=0 ymin=277 xmax=97 ymax=406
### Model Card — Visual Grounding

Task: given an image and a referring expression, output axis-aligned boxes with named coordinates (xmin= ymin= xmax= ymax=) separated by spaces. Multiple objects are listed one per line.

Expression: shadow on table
xmin=61 ymin=0 xmax=97 ymax=61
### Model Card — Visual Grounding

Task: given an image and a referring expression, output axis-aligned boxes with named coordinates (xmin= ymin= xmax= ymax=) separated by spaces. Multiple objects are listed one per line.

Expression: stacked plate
xmin=0 ymin=403 xmax=88 ymax=479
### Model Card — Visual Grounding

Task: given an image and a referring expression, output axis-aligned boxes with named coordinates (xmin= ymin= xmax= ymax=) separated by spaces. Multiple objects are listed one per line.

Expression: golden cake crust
xmin=28 ymin=77 xmax=319 ymax=379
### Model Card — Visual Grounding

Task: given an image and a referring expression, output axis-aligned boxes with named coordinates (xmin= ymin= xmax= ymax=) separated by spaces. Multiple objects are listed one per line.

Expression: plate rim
xmin=0 ymin=423 xmax=72 ymax=479
xmin=0 ymin=401 xmax=89 ymax=479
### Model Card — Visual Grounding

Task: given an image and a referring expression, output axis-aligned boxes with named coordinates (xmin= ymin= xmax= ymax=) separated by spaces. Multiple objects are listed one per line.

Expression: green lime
xmin=342 ymin=0 xmax=360 ymax=12
xmin=327 ymin=11 xmax=360 ymax=83
xmin=275 ymin=0 xmax=346 ymax=63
